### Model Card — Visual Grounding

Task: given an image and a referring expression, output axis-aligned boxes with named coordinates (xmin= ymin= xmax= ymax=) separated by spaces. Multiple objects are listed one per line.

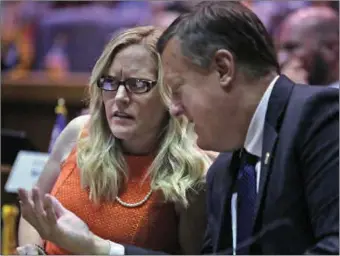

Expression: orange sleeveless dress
xmin=45 ymin=145 xmax=180 ymax=254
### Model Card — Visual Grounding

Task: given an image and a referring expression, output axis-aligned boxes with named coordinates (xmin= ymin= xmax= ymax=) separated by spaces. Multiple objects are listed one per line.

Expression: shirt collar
xmin=244 ymin=75 xmax=280 ymax=158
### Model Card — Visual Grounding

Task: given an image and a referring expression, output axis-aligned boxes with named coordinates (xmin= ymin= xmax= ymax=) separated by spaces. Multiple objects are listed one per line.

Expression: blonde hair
xmin=77 ymin=26 xmax=212 ymax=207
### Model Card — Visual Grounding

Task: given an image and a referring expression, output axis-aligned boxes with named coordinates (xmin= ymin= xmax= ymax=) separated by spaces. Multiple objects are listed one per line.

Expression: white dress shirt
xmin=231 ymin=75 xmax=279 ymax=255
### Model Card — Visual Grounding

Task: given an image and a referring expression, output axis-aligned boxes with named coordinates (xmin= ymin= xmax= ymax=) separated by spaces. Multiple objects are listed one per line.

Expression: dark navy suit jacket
xmin=125 ymin=75 xmax=339 ymax=254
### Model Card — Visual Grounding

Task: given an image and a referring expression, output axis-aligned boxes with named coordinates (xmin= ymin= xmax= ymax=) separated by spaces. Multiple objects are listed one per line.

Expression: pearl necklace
xmin=115 ymin=189 xmax=153 ymax=208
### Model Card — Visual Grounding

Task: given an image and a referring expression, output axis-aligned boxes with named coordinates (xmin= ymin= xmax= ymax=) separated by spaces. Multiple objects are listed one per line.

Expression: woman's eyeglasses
xmin=97 ymin=76 xmax=157 ymax=94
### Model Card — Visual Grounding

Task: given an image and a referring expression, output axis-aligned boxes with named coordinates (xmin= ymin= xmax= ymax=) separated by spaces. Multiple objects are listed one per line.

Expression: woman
xmin=16 ymin=26 xmax=214 ymax=255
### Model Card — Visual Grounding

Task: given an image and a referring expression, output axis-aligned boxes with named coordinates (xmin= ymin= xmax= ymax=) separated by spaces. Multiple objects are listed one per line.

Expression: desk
xmin=2 ymin=71 xmax=90 ymax=152
xmin=1 ymin=165 xmax=12 ymax=174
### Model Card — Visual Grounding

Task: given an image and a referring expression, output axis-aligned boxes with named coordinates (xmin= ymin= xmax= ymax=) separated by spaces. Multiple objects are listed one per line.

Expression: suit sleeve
xmin=298 ymin=89 xmax=339 ymax=254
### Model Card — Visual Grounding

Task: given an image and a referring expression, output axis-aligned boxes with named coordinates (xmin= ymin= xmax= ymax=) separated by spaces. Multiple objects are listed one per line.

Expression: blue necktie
xmin=236 ymin=150 xmax=258 ymax=255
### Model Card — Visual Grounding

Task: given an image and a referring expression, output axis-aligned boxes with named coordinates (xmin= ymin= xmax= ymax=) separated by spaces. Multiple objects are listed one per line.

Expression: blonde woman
xmin=17 ymin=26 xmax=214 ymax=255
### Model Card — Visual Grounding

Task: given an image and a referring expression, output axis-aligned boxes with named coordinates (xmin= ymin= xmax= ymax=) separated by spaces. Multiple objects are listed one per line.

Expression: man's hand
xmin=18 ymin=187 xmax=110 ymax=255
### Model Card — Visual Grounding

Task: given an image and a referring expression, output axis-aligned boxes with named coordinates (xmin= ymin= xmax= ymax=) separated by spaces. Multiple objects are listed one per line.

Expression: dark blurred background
xmin=1 ymin=0 xmax=338 ymax=73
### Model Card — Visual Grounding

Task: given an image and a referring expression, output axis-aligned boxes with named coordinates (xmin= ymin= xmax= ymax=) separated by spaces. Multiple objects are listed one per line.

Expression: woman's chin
xmin=111 ymin=130 xmax=134 ymax=141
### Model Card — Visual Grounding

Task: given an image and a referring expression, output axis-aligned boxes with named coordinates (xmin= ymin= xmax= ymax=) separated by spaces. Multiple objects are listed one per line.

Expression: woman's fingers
xmin=44 ymin=194 xmax=57 ymax=224
xmin=18 ymin=189 xmax=37 ymax=224
xmin=32 ymin=187 xmax=45 ymax=216
xmin=18 ymin=188 xmax=50 ymax=239
xmin=18 ymin=188 xmax=34 ymax=210
xmin=32 ymin=187 xmax=55 ymax=238
xmin=18 ymin=188 xmax=60 ymax=240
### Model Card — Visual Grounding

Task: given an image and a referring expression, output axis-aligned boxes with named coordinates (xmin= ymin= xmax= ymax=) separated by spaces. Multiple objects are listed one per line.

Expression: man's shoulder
xmin=285 ymin=79 xmax=338 ymax=104
xmin=293 ymin=83 xmax=339 ymax=96
xmin=275 ymin=75 xmax=338 ymax=105
xmin=277 ymin=82 xmax=338 ymax=155
xmin=274 ymin=79 xmax=338 ymax=125
xmin=288 ymin=84 xmax=338 ymax=119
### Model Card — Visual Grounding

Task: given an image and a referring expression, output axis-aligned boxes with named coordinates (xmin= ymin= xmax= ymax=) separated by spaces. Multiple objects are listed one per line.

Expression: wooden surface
xmin=1 ymin=165 xmax=12 ymax=174
xmin=1 ymin=71 xmax=90 ymax=152
xmin=2 ymin=71 xmax=90 ymax=105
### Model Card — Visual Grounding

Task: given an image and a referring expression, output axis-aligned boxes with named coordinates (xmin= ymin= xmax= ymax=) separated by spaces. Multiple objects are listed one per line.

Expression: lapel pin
xmin=264 ymin=152 xmax=270 ymax=165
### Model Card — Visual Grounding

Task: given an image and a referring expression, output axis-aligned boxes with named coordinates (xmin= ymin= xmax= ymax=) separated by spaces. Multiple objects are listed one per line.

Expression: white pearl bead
xmin=115 ymin=189 xmax=153 ymax=208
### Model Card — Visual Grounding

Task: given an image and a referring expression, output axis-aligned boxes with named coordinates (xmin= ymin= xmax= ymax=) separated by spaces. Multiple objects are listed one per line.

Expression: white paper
xmin=5 ymin=150 xmax=49 ymax=193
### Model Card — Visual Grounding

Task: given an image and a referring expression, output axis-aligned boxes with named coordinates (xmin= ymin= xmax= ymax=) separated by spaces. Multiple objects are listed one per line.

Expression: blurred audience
xmin=34 ymin=1 xmax=153 ymax=72
xmin=1 ymin=0 xmax=339 ymax=76
xmin=252 ymin=0 xmax=308 ymax=36
xmin=149 ymin=1 xmax=190 ymax=28
xmin=276 ymin=6 xmax=339 ymax=87
xmin=0 ymin=0 xmax=40 ymax=76
xmin=252 ymin=0 xmax=338 ymax=37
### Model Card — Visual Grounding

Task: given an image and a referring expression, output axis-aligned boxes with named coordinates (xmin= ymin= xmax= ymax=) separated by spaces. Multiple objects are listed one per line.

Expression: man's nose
xmin=169 ymin=102 xmax=184 ymax=117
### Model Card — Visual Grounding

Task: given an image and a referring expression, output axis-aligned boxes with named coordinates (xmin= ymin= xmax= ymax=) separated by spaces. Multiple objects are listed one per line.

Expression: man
xmin=17 ymin=1 xmax=339 ymax=255
xmin=251 ymin=0 xmax=308 ymax=36
xmin=277 ymin=6 xmax=339 ymax=88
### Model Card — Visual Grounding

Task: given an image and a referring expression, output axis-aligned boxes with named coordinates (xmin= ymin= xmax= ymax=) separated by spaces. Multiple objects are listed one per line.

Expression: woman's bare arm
xmin=18 ymin=115 xmax=89 ymax=246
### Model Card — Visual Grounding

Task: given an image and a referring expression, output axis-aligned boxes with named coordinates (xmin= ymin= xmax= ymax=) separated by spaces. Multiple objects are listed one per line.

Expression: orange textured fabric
xmin=45 ymin=146 xmax=180 ymax=255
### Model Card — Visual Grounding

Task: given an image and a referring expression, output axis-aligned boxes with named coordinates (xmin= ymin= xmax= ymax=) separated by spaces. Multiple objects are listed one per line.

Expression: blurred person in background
xmin=16 ymin=26 xmax=214 ymax=255
xmin=0 ymin=0 xmax=41 ymax=77
xmin=149 ymin=1 xmax=183 ymax=28
xmin=41 ymin=1 xmax=152 ymax=34
xmin=251 ymin=0 xmax=308 ymax=36
xmin=276 ymin=6 xmax=339 ymax=87
xmin=34 ymin=1 xmax=153 ymax=73
xmin=251 ymin=0 xmax=338 ymax=38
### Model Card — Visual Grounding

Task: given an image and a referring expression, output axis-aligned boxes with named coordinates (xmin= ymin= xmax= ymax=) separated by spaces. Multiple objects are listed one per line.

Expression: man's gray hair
xmin=157 ymin=1 xmax=280 ymax=79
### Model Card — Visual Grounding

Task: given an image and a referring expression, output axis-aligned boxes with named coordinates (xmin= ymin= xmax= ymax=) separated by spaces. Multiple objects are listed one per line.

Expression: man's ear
xmin=213 ymin=49 xmax=235 ymax=90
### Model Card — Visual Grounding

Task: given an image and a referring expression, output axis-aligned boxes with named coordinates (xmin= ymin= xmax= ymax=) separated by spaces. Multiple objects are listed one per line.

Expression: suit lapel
xmin=253 ymin=75 xmax=294 ymax=227
xmin=216 ymin=151 xmax=240 ymax=251
xmin=254 ymin=122 xmax=277 ymax=224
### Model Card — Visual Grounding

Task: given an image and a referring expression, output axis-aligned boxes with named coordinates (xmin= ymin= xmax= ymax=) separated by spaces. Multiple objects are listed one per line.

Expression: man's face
xmin=161 ymin=39 xmax=247 ymax=152
xmin=277 ymin=20 xmax=330 ymax=85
